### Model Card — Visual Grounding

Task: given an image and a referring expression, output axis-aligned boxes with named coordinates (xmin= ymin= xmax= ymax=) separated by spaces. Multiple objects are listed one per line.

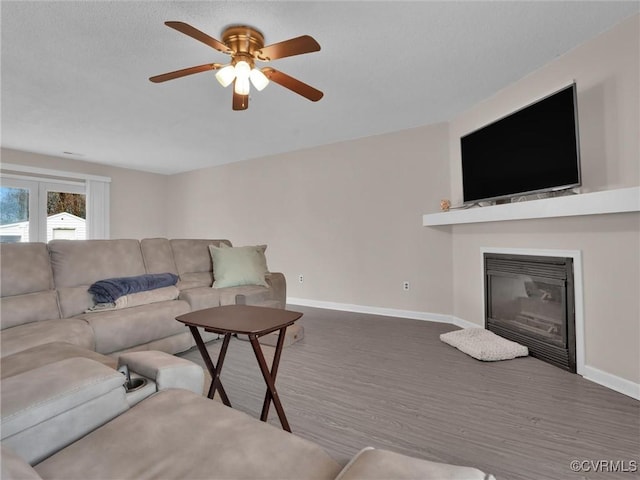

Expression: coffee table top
xmin=176 ymin=305 xmax=303 ymax=335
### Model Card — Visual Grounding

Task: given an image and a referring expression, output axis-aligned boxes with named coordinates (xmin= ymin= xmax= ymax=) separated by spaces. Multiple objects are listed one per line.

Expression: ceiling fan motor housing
xmin=222 ymin=26 xmax=266 ymax=66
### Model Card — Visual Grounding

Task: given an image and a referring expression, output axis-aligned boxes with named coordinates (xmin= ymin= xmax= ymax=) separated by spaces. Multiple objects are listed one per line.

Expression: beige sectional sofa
xmin=0 ymin=238 xmax=285 ymax=359
xmin=0 ymin=238 xmax=495 ymax=479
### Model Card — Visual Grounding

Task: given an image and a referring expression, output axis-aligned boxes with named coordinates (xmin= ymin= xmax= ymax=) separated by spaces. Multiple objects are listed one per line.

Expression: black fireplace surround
xmin=484 ymin=253 xmax=576 ymax=372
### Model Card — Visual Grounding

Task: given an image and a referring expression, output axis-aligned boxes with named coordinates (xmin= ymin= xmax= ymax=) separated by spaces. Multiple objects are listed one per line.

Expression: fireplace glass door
xmin=485 ymin=253 xmax=575 ymax=372
xmin=488 ymin=273 xmax=566 ymax=348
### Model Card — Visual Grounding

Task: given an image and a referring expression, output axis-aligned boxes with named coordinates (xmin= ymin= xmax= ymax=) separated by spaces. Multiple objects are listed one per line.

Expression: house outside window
xmin=0 ymin=164 xmax=109 ymax=243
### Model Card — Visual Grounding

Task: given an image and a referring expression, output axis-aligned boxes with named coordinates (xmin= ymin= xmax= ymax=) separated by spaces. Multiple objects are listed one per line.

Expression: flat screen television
xmin=460 ymin=84 xmax=581 ymax=204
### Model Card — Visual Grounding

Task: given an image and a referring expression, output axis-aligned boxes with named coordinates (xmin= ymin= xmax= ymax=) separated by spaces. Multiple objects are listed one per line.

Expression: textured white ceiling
xmin=2 ymin=1 xmax=638 ymax=174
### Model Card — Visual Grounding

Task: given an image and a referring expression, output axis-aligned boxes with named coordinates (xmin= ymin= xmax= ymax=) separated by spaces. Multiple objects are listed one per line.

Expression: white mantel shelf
xmin=423 ymin=187 xmax=640 ymax=226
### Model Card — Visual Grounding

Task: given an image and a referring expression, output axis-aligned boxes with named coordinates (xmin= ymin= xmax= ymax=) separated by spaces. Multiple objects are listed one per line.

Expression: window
xmin=0 ymin=178 xmax=37 ymax=242
xmin=0 ymin=164 xmax=109 ymax=243
xmin=43 ymin=182 xmax=86 ymax=242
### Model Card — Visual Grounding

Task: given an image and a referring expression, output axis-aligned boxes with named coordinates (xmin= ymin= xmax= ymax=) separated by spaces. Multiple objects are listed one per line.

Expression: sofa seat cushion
xmin=76 ymin=300 xmax=191 ymax=355
xmin=179 ymin=284 xmax=278 ymax=312
xmin=219 ymin=285 xmax=272 ymax=306
xmin=1 ymin=342 xmax=116 ymax=380
xmin=335 ymin=448 xmax=495 ymax=480
xmin=112 ymin=331 xmax=195 ymax=357
xmin=34 ymin=388 xmax=341 ymax=480
xmin=178 ymin=286 xmax=221 ymax=311
xmin=0 ymin=318 xmax=94 ymax=358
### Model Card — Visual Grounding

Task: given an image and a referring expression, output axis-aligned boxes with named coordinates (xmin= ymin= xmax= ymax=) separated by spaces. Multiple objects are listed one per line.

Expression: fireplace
xmin=484 ymin=253 xmax=576 ymax=372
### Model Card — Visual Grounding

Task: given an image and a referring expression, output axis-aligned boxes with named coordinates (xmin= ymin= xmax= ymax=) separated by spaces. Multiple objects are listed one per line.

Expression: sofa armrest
xmin=117 ymin=350 xmax=204 ymax=395
xmin=1 ymin=358 xmax=128 ymax=465
xmin=265 ymin=272 xmax=286 ymax=308
xmin=335 ymin=448 xmax=496 ymax=480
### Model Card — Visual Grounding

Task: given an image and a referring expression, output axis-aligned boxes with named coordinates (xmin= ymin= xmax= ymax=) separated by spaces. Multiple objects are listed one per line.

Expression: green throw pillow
xmin=209 ymin=244 xmax=269 ymax=288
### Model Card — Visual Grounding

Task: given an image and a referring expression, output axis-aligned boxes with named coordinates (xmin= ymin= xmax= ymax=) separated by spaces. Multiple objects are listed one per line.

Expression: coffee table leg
xmin=188 ymin=326 xmax=231 ymax=406
xmin=259 ymin=326 xmax=287 ymax=421
xmin=210 ymin=333 xmax=232 ymax=405
xmin=249 ymin=328 xmax=291 ymax=432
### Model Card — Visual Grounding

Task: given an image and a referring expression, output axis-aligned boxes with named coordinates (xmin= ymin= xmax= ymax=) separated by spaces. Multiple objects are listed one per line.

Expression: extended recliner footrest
xmin=335 ymin=448 xmax=496 ymax=480
xmin=0 ymin=342 xmax=117 ymax=380
xmin=1 ymin=358 xmax=129 ymax=465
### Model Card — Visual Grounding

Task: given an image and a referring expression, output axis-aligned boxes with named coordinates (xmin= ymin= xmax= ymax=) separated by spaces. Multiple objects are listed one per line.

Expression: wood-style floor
xmin=178 ymin=306 xmax=640 ymax=480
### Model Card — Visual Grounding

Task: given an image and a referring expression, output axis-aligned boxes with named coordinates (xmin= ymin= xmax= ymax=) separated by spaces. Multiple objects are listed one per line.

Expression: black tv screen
xmin=461 ymin=84 xmax=581 ymax=204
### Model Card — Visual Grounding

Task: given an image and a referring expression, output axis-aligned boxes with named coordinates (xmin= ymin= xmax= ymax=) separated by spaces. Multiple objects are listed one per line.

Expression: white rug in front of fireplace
xmin=440 ymin=328 xmax=529 ymax=361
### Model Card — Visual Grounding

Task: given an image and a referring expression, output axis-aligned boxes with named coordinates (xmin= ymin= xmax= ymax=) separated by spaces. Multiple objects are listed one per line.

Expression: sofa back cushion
xmin=48 ymin=239 xmax=147 ymax=317
xmin=169 ymin=239 xmax=231 ymax=290
xmin=140 ymin=238 xmax=178 ymax=275
xmin=1 ymin=291 xmax=61 ymax=330
xmin=1 ymin=243 xmax=54 ymax=297
xmin=0 ymin=243 xmax=61 ymax=330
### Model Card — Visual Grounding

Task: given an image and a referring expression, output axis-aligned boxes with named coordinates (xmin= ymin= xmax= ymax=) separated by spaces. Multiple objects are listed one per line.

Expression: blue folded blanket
xmin=88 ymin=273 xmax=179 ymax=304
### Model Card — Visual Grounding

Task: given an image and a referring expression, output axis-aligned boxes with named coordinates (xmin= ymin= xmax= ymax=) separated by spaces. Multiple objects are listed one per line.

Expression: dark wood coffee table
xmin=176 ymin=305 xmax=302 ymax=432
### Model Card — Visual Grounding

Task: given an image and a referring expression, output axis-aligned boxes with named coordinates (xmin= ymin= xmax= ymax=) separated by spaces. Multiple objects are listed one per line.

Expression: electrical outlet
xmin=298 ymin=274 xmax=304 ymax=283
xmin=403 ymin=281 xmax=410 ymax=291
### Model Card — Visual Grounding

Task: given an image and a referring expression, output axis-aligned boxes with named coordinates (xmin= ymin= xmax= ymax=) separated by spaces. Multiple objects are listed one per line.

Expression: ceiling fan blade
xmin=262 ymin=68 xmax=323 ymax=102
xmin=233 ymin=85 xmax=249 ymax=111
xmin=256 ymin=35 xmax=320 ymax=61
xmin=149 ymin=63 xmax=223 ymax=83
xmin=165 ymin=21 xmax=231 ymax=54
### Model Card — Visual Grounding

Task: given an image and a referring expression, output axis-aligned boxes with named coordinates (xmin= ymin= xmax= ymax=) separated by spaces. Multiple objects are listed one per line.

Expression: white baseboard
xmin=287 ymin=297 xmax=640 ymax=401
xmin=450 ymin=315 xmax=482 ymax=329
xmin=582 ymin=366 xmax=640 ymax=401
xmin=286 ymin=297 xmax=452 ymax=324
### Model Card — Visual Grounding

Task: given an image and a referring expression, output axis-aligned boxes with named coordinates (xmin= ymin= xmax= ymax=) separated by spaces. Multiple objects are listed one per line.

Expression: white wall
xmin=447 ymin=15 xmax=639 ymax=384
xmin=0 ymin=148 xmax=169 ymax=239
xmin=166 ymin=124 xmax=453 ymax=316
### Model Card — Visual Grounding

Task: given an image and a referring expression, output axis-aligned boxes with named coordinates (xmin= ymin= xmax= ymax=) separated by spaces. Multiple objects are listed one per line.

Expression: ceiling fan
xmin=149 ymin=22 xmax=323 ymax=111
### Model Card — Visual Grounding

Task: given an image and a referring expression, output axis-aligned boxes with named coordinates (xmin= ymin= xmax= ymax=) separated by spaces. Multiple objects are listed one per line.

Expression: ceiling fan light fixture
xmin=215 ymin=65 xmax=236 ymax=87
xmin=233 ymin=60 xmax=251 ymax=94
xmin=234 ymin=76 xmax=250 ymax=95
xmin=249 ymin=68 xmax=269 ymax=91
xmin=234 ymin=60 xmax=251 ymax=79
